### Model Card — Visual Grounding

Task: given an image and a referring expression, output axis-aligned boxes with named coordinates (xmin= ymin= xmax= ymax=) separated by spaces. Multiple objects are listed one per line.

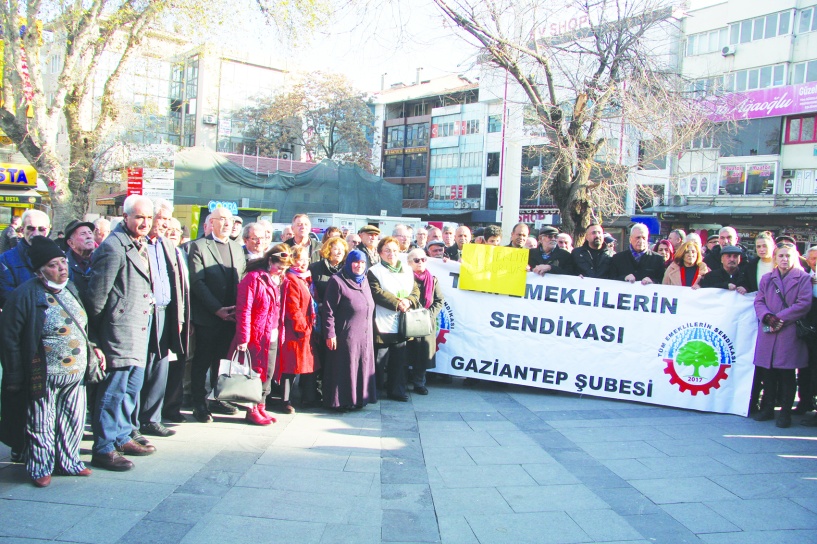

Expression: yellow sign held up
xmin=458 ymin=244 xmax=528 ymax=297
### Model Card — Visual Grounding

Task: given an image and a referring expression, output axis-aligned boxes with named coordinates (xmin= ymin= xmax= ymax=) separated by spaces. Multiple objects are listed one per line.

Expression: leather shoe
xmin=776 ymin=412 xmax=792 ymax=428
xmin=209 ymin=400 xmax=239 ymax=415
xmin=130 ymin=429 xmax=150 ymax=446
xmin=278 ymin=402 xmax=295 ymax=415
xmin=163 ymin=412 xmax=186 ymax=423
xmin=10 ymin=449 xmax=23 ymax=463
xmin=32 ymin=474 xmax=51 ymax=487
xmin=75 ymin=467 xmax=92 ymax=476
xmin=91 ymin=451 xmax=134 ymax=471
xmin=193 ymin=404 xmax=213 ymax=423
xmin=388 ymin=394 xmax=409 ymax=402
xmin=752 ymin=407 xmax=775 ymax=422
xmin=116 ymin=440 xmax=156 ymax=456
xmin=793 ymin=402 xmax=815 ymax=415
xmin=414 ymin=386 xmax=429 ymax=395
xmin=141 ymin=422 xmax=176 ymax=437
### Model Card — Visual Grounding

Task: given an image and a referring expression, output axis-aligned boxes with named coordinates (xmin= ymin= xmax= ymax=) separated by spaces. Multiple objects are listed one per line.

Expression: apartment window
xmin=386 ymin=126 xmax=405 ymax=149
xmin=404 ymin=153 xmax=427 ymax=177
xmin=686 ymin=134 xmax=716 ymax=149
xmin=403 ymin=183 xmax=425 ymax=199
xmin=786 ymin=115 xmax=817 ymax=144
xmin=488 ymin=114 xmax=502 ymax=133
xmin=464 ymin=119 xmax=479 ymax=134
xmin=413 ymin=103 xmax=430 ymax=117
xmin=729 ymin=11 xmax=791 ymax=44
xmin=405 ymin=123 xmax=428 ymax=147
xmin=792 ymin=60 xmax=817 ymax=84
xmin=686 ymin=28 xmax=728 ymax=56
xmin=384 ymin=155 xmax=404 ymax=177
xmin=486 ymin=152 xmax=500 ymax=176
xmin=797 ymin=7 xmax=817 ymax=33
xmin=717 ymin=118 xmax=781 ymax=157
xmin=725 ymin=64 xmax=785 ymax=92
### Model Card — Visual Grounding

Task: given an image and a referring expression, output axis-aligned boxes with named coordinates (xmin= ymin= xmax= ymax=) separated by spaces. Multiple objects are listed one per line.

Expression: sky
xmin=226 ymin=0 xmax=722 ymax=95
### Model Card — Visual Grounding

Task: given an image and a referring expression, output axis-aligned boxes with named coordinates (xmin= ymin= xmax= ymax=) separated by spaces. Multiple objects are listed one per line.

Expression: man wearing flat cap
xmin=426 ymin=239 xmax=446 ymax=259
xmin=64 ymin=220 xmax=96 ymax=299
xmin=358 ymin=225 xmax=381 ymax=268
xmin=529 ymin=226 xmax=574 ymax=276
xmin=699 ymin=245 xmax=749 ymax=292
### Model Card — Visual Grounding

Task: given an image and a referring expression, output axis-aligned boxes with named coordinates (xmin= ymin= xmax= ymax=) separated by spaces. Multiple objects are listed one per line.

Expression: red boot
xmin=245 ymin=405 xmax=272 ymax=426
xmin=256 ymin=403 xmax=277 ymax=424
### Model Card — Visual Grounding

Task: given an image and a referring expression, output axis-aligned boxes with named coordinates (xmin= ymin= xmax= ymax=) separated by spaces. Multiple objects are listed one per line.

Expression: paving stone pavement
xmin=2 ymin=380 xmax=817 ymax=543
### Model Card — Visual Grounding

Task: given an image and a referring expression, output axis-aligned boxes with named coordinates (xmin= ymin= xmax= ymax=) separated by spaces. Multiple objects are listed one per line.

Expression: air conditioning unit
xmin=454 ymin=200 xmax=462 ymax=209
xmin=202 ymin=114 xmax=217 ymax=125
xmin=721 ymin=45 xmax=737 ymax=56
xmin=782 ymin=169 xmax=795 ymax=178
xmin=280 ymin=152 xmax=290 ymax=160
xmin=471 ymin=202 xmax=480 ymax=209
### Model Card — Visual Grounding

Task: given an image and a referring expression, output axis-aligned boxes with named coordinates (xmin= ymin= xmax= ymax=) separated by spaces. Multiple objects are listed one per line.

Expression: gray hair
xmin=669 ymin=229 xmax=686 ymax=240
xmin=719 ymin=226 xmax=737 ymax=238
xmin=442 ymin=225 xmax=456 ymax=234
xmin=407 ymin=248 xmax=427 ymax=262
xmin=630 ymin=223 xmax=649 ymax=237
xmin=153 ymin=198 xmax=174 ymax=216
xmin=806 ymin=246 xmax=817 ymax=258
xmin=685 ymin=232 xmax=702 ymax=245
xmin=93 ymin=217 xmax=111 ymax=230
xmin=393 ymin=224 xmax=409 ymax=235
xmin=242 ymin=222 xmax=264 ymax=239
xmin=123 ymin=194 xmax=153 ymax=215
xmin=21 ymin=209 xmax=50 ymax=226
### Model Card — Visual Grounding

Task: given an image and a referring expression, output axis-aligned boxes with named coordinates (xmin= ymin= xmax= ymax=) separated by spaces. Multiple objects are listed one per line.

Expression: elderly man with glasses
xmin=0 ymin=209 xmax=52 ymax=308
xmin=529 ymin=227 xmax=574 ymax=276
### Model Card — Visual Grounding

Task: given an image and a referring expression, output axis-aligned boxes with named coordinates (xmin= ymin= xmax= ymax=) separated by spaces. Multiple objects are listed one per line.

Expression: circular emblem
xmin=784 ymin=179 xmax=792 ymax=194
xmin=658 ymin=324 xmax=734 ymax=395
xmin=689 ymin=177 xmax=698 ymax=194
xmin=700 ymin=177 xmax=708 ymax=194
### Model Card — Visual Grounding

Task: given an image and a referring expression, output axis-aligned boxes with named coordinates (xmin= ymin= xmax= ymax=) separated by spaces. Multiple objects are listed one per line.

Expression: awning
xmin=644 ymin=204 xmax=817 ymax=216
xmin=96 ymin=190 xmax=127 ymax=207
xmin=403 ymin=208 xmax=473 ymax=216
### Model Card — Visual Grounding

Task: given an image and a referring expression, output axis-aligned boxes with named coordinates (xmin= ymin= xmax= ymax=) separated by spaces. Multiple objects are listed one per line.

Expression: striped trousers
xmin=26 ymin=374 xmax=87 ymax=479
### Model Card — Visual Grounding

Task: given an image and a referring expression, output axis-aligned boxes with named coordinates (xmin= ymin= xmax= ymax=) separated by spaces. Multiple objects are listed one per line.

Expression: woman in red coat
xmin=276 ymin=245 xmax=316 ymax=414
xmin=229 ymin=243 xmax=291 ymax=425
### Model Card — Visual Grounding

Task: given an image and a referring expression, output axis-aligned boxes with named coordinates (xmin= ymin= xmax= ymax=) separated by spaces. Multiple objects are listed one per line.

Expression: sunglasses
xmin=776 ymin=242 xmax=795 ymax=249
xmin=412 ymin=257 xmax=428 ymax=263
xmin=26 ymin=226 xmax=49 ymax=232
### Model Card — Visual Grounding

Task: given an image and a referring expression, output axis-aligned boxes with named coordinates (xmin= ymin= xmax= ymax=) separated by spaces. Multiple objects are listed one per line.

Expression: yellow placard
xmin=0 ymin=163 xmax=38 ymax=188
xmin=458 ymin=244 xmax=528 ymax=297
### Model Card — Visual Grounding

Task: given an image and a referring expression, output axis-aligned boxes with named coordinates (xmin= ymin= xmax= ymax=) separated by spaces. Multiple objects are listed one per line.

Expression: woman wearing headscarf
xmin=752 ymin=243 xmax=813 ymax=428
xmin=229 ymin=243 xmax=290 ymax=425
xmin=321 ymin=249 xmax=376 ymax=411
xmin=653 ymin=239 xmax=674 ymax=269
xmin=0 ymin=237 xmax=105 ymax=487
xmin=662 ymin=241 xmax=709 ymax=288
xmin=368 ymin=236 xmax=420 ymax=401
xmin=406 ymin=248 xmax=445 ymax=395
xmin=276 ymin=245 xmax=316 ymax=414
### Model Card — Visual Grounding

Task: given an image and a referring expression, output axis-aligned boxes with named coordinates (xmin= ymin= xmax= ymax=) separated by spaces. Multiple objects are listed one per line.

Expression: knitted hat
xmin=29 ymin=236 xmax=66 ymax=270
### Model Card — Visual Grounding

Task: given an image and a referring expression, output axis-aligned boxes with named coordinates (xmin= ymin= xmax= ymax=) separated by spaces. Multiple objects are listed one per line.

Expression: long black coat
xmin=571 ymin=244 xmax=613 ymax=279
xmin=528 ymin=246 xmax=574 ymax=275
xmin=188 ymin=234 xmax=246 ymax=328
xmin=610 ymin=249 xmax=665 ymax=283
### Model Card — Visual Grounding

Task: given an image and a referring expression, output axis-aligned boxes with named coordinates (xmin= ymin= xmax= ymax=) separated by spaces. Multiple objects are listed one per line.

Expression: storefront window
xmin=718 ymin=162 xmax=776 ymax=195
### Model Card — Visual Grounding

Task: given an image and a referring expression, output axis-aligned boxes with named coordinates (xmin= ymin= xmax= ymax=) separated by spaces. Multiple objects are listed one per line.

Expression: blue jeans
xmin=92 ymin=366 xmax=145 ymax=454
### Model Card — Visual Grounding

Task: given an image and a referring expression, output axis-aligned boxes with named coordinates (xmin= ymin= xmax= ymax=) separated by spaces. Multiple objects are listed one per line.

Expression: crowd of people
xmin=1 ymin=200 xmax=815 ymax=489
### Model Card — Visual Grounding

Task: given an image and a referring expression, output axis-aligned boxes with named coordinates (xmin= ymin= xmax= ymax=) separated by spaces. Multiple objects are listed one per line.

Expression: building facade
xmin=650 ymin=0 xmax=817 ymax=250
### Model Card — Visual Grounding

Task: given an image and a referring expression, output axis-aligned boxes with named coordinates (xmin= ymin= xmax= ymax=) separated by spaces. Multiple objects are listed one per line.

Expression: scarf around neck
xmin=414 ymin=269 xmax=434 ymax=309
xmin=382 ymin=260 xmax=402 ymax=274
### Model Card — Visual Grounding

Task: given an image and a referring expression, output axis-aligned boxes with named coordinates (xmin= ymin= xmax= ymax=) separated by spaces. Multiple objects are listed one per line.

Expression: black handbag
xmin=213 ymin=350 xmax=263 ymax=404
xmin=774 ymin=286 xmax=817 ymax=340
xmin=52 ymin=292 xmax=105 ymax=384
xmin=400 ymin=308 xmax=435 ymax=338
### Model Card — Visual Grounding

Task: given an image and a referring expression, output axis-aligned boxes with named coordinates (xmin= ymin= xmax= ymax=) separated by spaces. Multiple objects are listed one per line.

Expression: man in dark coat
xmin=444 ymin=226 xmax=471 ymax=261
xmin=64 ymin=219 xmax=95 ymax=299
xmin=610 ymin=223 xmax=665 ymax=284
xmin=699 ymin=245 xmax=749 ymax=292
xmin=529 ymin=226 xmax=574 ymax=276
xmin=0 ymin=214 xmax=21 ymax=254
xmin=571 ymin=223 xmax=612 ymax=279
xmin=284 ymin=213 xmax=321 ymax=264
xmin=85 ymin=195 xmax=157 ymax=471
xmin=703 ymin=226 xmax=749 ymax=272
xmin=188 ymin=206 xmax=246 ymax=423
xmin=0 ymin=209 xmax=51 ymax=308
xmin=358 ymin=224 xmax=381 ymax=268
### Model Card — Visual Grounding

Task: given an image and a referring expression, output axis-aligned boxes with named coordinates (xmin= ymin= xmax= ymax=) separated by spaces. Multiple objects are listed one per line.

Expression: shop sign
xmin=519 ymin=207 xmax=559 ymax=223
xmin=0 ymin=163 xmax=37 ymax=188
xmin=0 ymin=194 xmax=40 ymax=204
xmin=384 ymin=148 xmax=404 ymax=156
xmin=705 ymin=81 xmax=817 ymax=122
xmin=126 ymin=167 xmax=143 ymax=196
xmin=404 ymin=146 xmax=427 ymax=154
xmin=208 ymin=200 xmax=238 ymax=214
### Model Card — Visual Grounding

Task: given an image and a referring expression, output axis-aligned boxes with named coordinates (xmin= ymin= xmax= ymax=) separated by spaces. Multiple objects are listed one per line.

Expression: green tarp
xmin=173 ymin=147 xmax=402 ymax=221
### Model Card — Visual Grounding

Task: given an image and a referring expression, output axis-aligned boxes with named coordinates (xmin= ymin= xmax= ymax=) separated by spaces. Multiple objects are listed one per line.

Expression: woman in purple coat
xmin=321 ymin=249 xmax=376 ymax=411
xmin=752 ymin=243 xmax=813 ymax=428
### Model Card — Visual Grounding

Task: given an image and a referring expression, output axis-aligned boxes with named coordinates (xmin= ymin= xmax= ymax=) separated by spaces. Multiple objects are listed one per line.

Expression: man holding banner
xmin=610 ymin=223 xmax=664 ymax=285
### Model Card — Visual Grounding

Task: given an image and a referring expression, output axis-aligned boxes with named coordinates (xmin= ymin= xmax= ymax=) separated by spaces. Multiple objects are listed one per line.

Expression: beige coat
xmin=663 ymin=261 xmax=710 ymax=288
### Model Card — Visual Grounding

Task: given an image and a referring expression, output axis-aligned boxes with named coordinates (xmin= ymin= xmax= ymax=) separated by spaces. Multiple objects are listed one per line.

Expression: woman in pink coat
xmin=230 ymin=243 xmax=291 ymax=425
xmin=752 ymin=243 xmax=813 ymax=428
xmin=275 ymin=245 xmax=316 ymax=414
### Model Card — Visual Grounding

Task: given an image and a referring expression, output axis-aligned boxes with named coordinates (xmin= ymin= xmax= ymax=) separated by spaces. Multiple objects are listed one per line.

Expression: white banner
xmin=425 ymin=259 xmax=758 ymax=416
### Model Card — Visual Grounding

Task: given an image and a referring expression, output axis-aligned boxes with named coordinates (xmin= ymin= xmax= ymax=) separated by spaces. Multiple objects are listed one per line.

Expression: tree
xmin=433 ymin=0 xmax=711 ymax=240
xmin=0 ymin=1 xmax=326 ymax=231
xmin=240 ymin=72 xmax=377 ymax=172
xmin=675 ymin=340 xmax=719 ymax=378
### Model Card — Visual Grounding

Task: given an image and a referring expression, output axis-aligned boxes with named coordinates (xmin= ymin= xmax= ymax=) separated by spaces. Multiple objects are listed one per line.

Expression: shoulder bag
xmin=774 ymin=286 xmax=817 ymax=340
xmin=400 ymin=308 xmax=435 ymax=339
